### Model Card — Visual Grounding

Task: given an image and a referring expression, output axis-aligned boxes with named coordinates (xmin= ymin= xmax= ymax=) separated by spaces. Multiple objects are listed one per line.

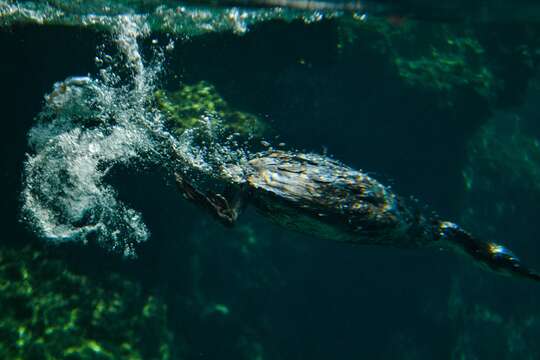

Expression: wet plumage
xmin=176 ymin=150 xmax=540 ymax=282
xmin=245 ymin=151 xmax=433 ymax=246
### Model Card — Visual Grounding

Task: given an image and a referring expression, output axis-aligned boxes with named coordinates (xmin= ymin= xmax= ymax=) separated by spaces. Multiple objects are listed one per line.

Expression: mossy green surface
xmin=464 ymin=116 xmax=540 ymax=195
xmin=395 ymin=36 xmax=494 ymax=98
xmin=444 ymin=279 xmax=540 ymax=360
xmin=459 ymin=113 xmax=540 ymax=251
xmin=155 ymin=81 xmax=269 ymax=138
xmin=0 ymin=244 xmax=172 ymax=360
xmin=337 ymin=18 xmax=497 ymax=104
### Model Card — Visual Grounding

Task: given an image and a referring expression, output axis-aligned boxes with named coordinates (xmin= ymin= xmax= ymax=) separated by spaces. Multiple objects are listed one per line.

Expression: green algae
xmin=464 ymin=115 xmax=540 ymax=196
xmin=446 ymin=278 xmax=540 ymax=360
xmin=395 ymin=36 xmax=495 ymax=99
xmin=341 ymin=17 xmax=540 ymax=112
xmin=156 ymin=81 xmax=270 ymax=138
xmin=459 ymin=113 xmax=540 ymax=251
xmin=0 ymin=244 xmax=172 ymax=360
xmin=337 ymin=17 xmax=497 ymax=106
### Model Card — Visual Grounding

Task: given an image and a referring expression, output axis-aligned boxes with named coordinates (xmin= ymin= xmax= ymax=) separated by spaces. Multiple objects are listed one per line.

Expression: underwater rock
xmin=443 ymin=278 xmax=540 ymax=359
xmin=463 ymin=114 xmax=540 ymax=199
xmin=337 ymin=17 xmax=497 ymax=107
xmin=156 ymin=81 xmax=270 ymax=139
xmin=337 ymin=17 xmax=540 ymax=111
xmin=394 ymin=35 xmax=494 ymax=99
xmin=0 ymin=244 xmax=173 ymax=359
xmin=460 ymin=113 xmax=540 ymax=254
xmin=447 ymin=111 xmax=540 ymax=358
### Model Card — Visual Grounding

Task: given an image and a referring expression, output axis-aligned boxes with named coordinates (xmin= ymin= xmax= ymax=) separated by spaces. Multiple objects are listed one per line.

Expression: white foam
xmin=21 ymin=17 xmax=163 ymax=256
xmin=0 ymin=1 xmax=340 ymax=36
xmin=21 ymin=15 xmax=249 ymax=256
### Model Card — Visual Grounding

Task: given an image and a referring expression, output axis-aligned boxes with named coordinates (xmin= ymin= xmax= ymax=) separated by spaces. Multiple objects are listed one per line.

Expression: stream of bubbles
xmin=20 ymin=15 xmax=247 ymax=256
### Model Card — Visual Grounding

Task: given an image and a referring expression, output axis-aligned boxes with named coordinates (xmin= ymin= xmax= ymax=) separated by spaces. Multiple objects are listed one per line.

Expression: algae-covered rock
xmin=444 ymin=278 xmax=540 ymax=360
xmin=337 ymin=17 xmax=497 ymax=106
xmin=155 ymin=81 xmax=269 ymax=138
xmin=463 ymin=115 xmax=540 ymax=197
xmin=338 ymin=17 xmax=540 ymax=111
xmin=459 ymin=112 xmax=540 ymax=251
xmin=395 ymin=35 xmax=494 ymax=99
xmin=0 ymin=244 xmax=173 ymax=359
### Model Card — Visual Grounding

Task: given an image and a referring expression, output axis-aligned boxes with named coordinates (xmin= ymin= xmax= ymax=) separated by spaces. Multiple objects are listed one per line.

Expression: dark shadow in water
xmin=0 ymin=26 xmax=102 ymax=244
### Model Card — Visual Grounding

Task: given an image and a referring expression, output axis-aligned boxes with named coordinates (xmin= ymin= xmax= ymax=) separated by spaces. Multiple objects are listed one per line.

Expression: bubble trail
xmin=20 ymin=15 xmax=249 ymax=256
xmin=21 ymin=17 xmax=166 ymax=256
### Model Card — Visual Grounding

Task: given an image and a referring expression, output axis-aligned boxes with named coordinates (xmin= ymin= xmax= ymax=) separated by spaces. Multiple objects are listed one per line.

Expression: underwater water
xmin=3 ymin=0 xmax=540 ymax=359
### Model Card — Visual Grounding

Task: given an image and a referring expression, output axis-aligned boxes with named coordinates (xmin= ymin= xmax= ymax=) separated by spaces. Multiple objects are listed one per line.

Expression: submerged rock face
xmin=447 ymin=278 xmax=540 ymax=360
xmin=338 ymin=18 xmax=496 ymax=101
xmin=0 ymin=244 xmax=173 ymax=360
xmin=156 ymin=81 xmax=269 ymax=139
xmin=464 ymin=115 xmax=540 ymax=199
xmin=336 ymin=17 xmax=540 ymax=109
xmin=461 ymin=112 xmax=540 ymax=263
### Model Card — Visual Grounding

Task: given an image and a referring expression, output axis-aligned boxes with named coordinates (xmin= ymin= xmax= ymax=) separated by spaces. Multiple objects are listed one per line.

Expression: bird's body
xmin=176 ymin=150 xmax=540 ymax=282
xmin=244 ymin=151 xmax=434 ymax=247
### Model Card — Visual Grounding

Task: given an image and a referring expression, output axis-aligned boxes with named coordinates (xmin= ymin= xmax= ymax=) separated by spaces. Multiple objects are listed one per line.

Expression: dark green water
xmin=2 ymin=2 xmax=540 ymax=359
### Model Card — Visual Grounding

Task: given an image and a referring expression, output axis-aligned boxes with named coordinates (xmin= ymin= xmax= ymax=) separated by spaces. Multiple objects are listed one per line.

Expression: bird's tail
xmin=437 ymin=221 xmax=540 ymax=282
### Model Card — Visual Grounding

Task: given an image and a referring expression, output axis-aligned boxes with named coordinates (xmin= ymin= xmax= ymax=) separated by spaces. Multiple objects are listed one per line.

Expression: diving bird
xmin=175 ymin=150 xmax=540 ymax=282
